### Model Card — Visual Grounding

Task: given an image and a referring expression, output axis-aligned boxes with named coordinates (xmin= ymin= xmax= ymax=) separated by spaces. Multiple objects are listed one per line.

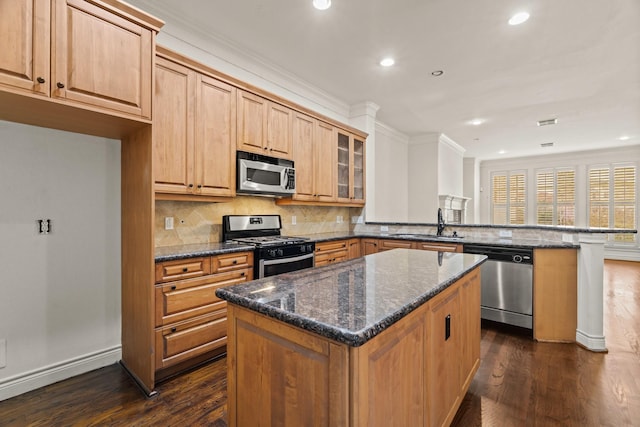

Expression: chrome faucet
xmin=437 ymin=208 xmax=446 ymax=236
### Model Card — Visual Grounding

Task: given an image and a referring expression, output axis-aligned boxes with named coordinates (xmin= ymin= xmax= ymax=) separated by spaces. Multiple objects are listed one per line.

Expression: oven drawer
xmin=155 ymin=257 xmax=211 ymax=283
xmin=155 ymin=268 xmax=252 ymax=326
xmin=212 ymin=251 xmax=254 ymax=273
xmin=155 ymin=310 xmax=227 ymax=370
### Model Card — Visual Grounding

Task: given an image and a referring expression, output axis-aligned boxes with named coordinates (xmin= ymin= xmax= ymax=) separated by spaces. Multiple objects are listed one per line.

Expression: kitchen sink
xmin=390 ymin=233 xmax=463 ymax=241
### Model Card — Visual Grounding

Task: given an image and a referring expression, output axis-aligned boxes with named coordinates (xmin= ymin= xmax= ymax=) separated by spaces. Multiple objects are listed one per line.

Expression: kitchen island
xmin=216 ymin=249 xmax=486 ymax=427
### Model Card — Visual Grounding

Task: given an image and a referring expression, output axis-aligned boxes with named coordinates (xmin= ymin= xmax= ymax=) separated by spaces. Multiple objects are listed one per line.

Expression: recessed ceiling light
xmin=509 ymin=12 xmax=530 ymax=25
xmin=431 ymin=70 xmax=444 ymax=77
xmin=469 ymin=119 xmax=484 ymax=126
xmin=312 ymin=0 xmax=331 ymax=10
xmin=498 ymin=150 xmax=507 ymax=154
xmin=380 ymin=58 xmax=395 ymax=67
xmin=537 ymin=118 xmax=557 ymax=126
xmin=618 ymin=135 xmax=631 ymax=141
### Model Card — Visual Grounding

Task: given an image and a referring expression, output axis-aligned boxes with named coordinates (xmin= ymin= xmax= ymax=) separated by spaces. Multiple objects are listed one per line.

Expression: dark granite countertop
xmin=215 ymin=249 xmax=486 ymax=347
xmin=305 ymin=231 xmax=579 ymax=249
xmin=366 ymin=222 xmax=637 ymax=234
xmin=155 ymin=242 xmax=255 ymax=262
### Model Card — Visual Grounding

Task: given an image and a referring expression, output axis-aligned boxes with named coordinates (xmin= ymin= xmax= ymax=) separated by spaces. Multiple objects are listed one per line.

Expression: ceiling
xmin=130 ymin=0 xmax=640 ymax=161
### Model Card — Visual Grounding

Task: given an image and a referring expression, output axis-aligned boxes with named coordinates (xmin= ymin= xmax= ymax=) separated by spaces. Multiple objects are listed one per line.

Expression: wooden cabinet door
xmin=237 ymin=89 xmax=267 ymax=154
xmin=361 ymin=238 xmax=379 ymax=255
xmin=0 ymin=0 xmax=50 ymax=96
xmin=267 ymin=102 xmax=292 ymax=159
xmin=153 ymin=57 xmax=195 ymax=195
xmin=195 ymin=74 xmax=236 ymax=197
xmin=352 ymin=136 xmax=365 ymax=203
xmin=348 ymin=238 xmax=361 ymax=259
xmin=315 ymin=121 xmax=336 ymax=201
xmin=292 ymin=112 xmax=316 ymax=201
xmin=336 ymin=131 xmax=351 ymax=202
xmin=52 ymin=0 xmax=152 ymax=118
xmin=428 ymin=286 xmax=461 ymax=427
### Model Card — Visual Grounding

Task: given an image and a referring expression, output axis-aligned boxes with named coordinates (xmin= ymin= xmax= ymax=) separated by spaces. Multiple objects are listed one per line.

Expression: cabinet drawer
xmin=315 ymin=240 xmax=348 ymax=253
xmin=378 ymin=239 xmax=415 ymax=251
xmin=155 ymin=268 xmax=252 ymax=326
xmin=211 ymin=251 xmax=254 ymax=273
xmin=416 ymin=242 xmax=461 ymax=252
xmin=155 ymin=311 xmax=227 ymax=370
xmin=315 ymin=249 xmax=348 ymax=265
xmin=155 ymin=257 xmax=211 ymax=283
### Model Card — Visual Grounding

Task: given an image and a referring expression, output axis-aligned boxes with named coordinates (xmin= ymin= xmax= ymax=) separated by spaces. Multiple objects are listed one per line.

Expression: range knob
xmin=307 ymin=244 xmax=314 ymax=252
xmin=300 ymin=245 xmax=306 ymax=253
xmin=268 ymin=249 xmax=277 ymax=257
xmin=277 ymin=249 xmax=284 ymax=257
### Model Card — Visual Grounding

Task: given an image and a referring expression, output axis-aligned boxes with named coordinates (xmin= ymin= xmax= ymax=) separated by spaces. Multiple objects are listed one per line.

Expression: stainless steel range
xmin=222 ymin=215 xmax=315 ymax=278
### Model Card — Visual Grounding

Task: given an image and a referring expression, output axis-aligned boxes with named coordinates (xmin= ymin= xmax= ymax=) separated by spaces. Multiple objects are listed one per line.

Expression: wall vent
xmin=537 ymin=118 xmax=557 ymax=126
xmin=540 ymin=142 xmax=554 ymax=147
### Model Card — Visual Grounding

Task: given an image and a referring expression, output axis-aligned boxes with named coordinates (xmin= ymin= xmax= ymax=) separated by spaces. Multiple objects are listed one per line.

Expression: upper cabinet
xmin=0 ymin=0 xmax=161 ymax=121
xmin=153 ymin=51 xmax=236 ymax=200
xmin=290 ymin=113 xmax=336 ymax=203
xmin=237 ymin=89 xmax=293 ymax=160
xmin=336 ymin=131 xmax=366 ymax=205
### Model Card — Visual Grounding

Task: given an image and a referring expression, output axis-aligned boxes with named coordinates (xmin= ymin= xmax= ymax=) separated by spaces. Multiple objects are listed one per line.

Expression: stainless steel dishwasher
xmin=464 ymin=244 xmax=533 ymax=329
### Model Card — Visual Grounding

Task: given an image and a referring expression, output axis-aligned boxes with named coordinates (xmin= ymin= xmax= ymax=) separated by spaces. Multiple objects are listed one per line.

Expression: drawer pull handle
xmin=56 ymin=82 xmax=65 ymax=89
xmin=232 ymin=260 xmax=238 ymax=264
xmin=37 ymin=77 xmax=45 ymax=84
xmin=182 ymin=267 xmax=188 ymax=272
xmin=171 ymin=327 xmax=177 ymax=333
xmin=170 ymin=285 xmax=176 ymax=290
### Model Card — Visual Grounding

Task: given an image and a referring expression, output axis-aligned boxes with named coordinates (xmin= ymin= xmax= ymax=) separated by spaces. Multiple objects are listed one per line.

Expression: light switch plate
xmin=499 ymin=230 xmax=512 ymax=238
xmin=0 ymin=339 xmax=6 ymax=368
xmin=165 ymin=217 xmax=174 ymax=230
xmin=380 ymin=225 xmax=389 ymax=232
xmin=291 ymin=215 xmax=296 ymax=225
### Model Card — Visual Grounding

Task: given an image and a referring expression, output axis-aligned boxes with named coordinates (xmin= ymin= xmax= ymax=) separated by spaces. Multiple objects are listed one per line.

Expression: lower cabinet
xmin=154 ymin=251 xmax=253 ymax=373
xmin=360 ymin=238 xmax=461 ymax=255
xmin=315 ymin=240 xmax=350 ymax=266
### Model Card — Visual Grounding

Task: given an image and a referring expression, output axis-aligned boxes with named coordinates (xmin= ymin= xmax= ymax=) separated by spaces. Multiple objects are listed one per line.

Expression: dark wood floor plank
xmin=1 ymin=260 xmax=638 ymax=426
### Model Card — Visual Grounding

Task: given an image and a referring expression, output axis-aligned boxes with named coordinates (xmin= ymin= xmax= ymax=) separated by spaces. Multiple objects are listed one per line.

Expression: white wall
xmin=408 ymin=134 xmax=439 ymax=222
xmin=372 ymin=122 xmax=409 ymax=222
xmin=437 ymin=135 xmax=464 ymax=197
xmin=0 ymin=121 xmax=121 ymax=400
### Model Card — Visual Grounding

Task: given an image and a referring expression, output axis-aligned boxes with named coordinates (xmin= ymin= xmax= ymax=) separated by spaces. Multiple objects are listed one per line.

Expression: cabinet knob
xmin=188 ymin=184 xmax=194 ymax=188
xmin=264 ymin=147 xmax=268 ymax=150
xmin=170 ymin=285 xmax=177 ymax=290
xmin=36 ymin=77 xmax=45 ymax=84
xmin=171 ymin=327 xmax=177 ymax=333
xmin=240 ymin=272 xmax=245 ymax=276
xmin=197 ymin=184 xmax=202 ymax=189
xmin=56 ymin=82 xmax=65 ymax=89
xmin=182 ymin=267 xmax=188 ymax=272
xmin=232 ymin=260 xmax=238 ymax=264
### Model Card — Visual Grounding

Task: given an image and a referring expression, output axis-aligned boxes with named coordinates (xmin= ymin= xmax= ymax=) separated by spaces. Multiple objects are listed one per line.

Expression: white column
xmin=349 ymin=102 xmax=379 ymax=222
xmin=576 ymin=233 xmax=607 ymax=352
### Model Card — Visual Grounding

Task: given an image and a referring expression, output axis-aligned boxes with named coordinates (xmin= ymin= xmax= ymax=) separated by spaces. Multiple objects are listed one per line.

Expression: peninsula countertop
xmin=215 ymin=249 xmax=486 ymax=347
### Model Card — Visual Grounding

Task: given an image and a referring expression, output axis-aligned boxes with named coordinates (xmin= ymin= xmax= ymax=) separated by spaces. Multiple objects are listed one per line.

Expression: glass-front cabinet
xmin=336 ymin=130 xmax=366 ymax=205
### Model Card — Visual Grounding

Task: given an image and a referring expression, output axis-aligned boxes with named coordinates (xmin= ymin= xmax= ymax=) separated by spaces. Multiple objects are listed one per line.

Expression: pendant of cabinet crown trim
xmin=237 ymin=89 xmax=293 ymax=160
xmin=153 ymin=53 xmax=236 ymax=199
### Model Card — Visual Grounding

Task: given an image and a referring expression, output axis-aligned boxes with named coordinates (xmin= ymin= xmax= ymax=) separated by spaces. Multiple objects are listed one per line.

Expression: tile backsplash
xmin=155 ymin=196 xmax=362 ymax=247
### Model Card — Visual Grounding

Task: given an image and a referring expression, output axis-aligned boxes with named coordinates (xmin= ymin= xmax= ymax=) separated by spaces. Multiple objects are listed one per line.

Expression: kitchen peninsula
xmin=216 ymin=249 xmax=486 ymax=427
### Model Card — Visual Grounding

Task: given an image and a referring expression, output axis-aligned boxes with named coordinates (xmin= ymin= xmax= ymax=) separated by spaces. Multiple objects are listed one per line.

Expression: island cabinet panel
xmin=427 ymin=284 xmax=462 ymax=427
xmin=227 ymin=306 xmax=349 ymax=427
xmin=460 ymin=269 xmax=481 ymax=392
xmin=351 ymin=306 xmax=427 ymax=426
xmin=533 ymin=248 xmax=577 ymax=342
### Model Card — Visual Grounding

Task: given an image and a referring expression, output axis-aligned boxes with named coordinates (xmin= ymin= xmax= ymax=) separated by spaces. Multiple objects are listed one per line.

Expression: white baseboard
xmin=0 ymin=345 xmax=122 ymax=402
xmin=576 ymin=330 xmax=607 ymax=352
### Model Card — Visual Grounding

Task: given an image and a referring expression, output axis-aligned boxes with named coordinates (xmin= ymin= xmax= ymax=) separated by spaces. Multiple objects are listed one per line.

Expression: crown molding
xmin=439 ymin=133 xmax=466 ymax=155
xmin=375 ymin=121 xmax=409 ymax=144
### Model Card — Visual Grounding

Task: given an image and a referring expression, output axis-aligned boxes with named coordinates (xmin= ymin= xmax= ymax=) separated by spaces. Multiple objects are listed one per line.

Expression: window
xmin=492 ymin=171 xmax=526 ymax=225
xmin=589 ymin=164 xmax=636 ymax=242
xmin=536 ymin=168 xmax=575 ymax=225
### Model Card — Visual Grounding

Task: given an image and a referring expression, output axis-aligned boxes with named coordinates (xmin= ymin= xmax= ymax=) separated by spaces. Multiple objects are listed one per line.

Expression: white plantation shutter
xmin=589 ymin=164 xmax=636 ymax=243
xmin=537 ymin=169 xmax=575 ymax=226
xmin=492 ymin=173 xmax=507 ymax=224
xmin=509 ymin=172 xmax=526 ymax=224
xmin=492 ymin=171 xmax=526 ymax=225
xmin=536 ymin=171 xmax=554 ymax=225
xmin=589 ymin=167 xmax=610 ymax=228
xmin=557 ymin=169 xmax=575 ymax=226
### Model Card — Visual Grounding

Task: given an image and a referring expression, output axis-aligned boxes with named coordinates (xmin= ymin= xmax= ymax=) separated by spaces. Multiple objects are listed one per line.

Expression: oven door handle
xmin=261 ymin=252 xmax=315 ymax=266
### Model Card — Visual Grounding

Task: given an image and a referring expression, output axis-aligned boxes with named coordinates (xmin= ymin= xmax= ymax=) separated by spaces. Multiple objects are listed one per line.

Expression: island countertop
xmin=215 ymin=249 xmax=486 ymax=347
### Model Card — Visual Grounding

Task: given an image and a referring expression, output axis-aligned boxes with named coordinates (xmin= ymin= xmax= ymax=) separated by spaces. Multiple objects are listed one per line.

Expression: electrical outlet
xmin=165 ymin=217 xmax=174 ymax=230
xmin=0 ymin=339 xmax=6 ymax=368
xmin=499 ymin=230 xmax=512 ymax=238
xmin=352 ymin=216 xmax=364 ymax=224
xmin=380 ymin=225 xmax=389 ymax=232
xmin=291 ymin=215 xmax=296 ymax=225
xmin=337 ymin=215 xmax=343 ymax=223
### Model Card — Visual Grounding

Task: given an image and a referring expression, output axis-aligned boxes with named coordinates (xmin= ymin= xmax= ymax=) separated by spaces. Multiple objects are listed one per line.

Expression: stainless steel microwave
xmin=237 ymin=151 xmax=295 ymax=197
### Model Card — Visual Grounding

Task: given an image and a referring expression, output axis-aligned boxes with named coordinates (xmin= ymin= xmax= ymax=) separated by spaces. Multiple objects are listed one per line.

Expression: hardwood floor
xmin=1 ymin=260 xmax=638 ymax=426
